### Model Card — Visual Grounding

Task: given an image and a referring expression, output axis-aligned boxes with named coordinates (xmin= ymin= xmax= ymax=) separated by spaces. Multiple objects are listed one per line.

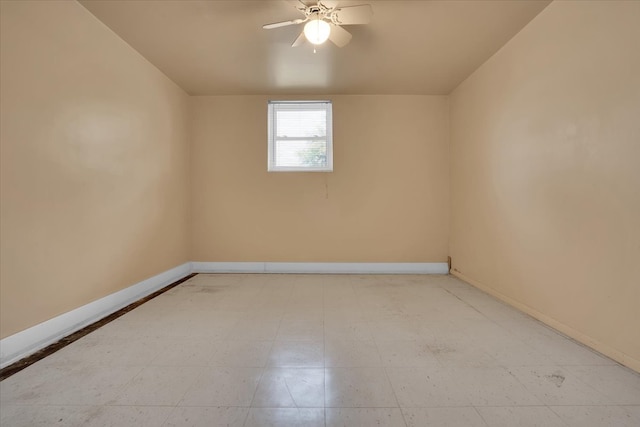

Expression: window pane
xmin=276 ymin=110 xmax=326 ymax=138
xmin=275 ymin=139 xmax=328 ymax=168
xmin=267 ymin=100 xmax=332 ymax=172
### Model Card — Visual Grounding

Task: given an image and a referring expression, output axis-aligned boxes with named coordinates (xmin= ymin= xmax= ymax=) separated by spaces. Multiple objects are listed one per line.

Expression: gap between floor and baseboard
xmin=0 ymin=271 xmax=197 ymax=380
xmin=0 ymin=261 xmax=448 ymax=376
xmin=451 ymin=269 xmax=640 ymax=374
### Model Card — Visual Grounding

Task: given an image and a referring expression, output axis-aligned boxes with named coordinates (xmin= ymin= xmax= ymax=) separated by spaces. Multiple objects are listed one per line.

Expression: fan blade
xmin=319 ymin=0 xmax=339 ymax=9
xmin=332 ymin=4 xmax=373 ymax=25
xmin=286 ymin=0 xmax=308 ymax=14
xmin=263 ymin=18 xmax=306 ymax=29
xmin=329 ymin=24 xmax=352 ymax=47
xmin=292 ymin=31 xmax=306 ymax=47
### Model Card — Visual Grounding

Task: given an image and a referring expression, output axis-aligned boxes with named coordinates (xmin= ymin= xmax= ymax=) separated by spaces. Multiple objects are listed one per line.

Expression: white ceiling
xmin=80 ymin=0 xmax=551 ymax=95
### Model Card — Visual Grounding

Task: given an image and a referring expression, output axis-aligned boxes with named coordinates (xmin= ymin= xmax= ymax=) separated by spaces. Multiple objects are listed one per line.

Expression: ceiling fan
xmin=263 ymin=0 xmax=373 ymax=48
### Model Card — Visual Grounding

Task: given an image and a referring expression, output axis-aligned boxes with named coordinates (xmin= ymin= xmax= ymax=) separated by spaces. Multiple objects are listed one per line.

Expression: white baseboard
xmin=0 ymin=262 xmax=192 ymax=370
xmin=451 ymin=270 xmax=640 ymax=373
xmin=192 ymin=262 xmax=449 ymax=274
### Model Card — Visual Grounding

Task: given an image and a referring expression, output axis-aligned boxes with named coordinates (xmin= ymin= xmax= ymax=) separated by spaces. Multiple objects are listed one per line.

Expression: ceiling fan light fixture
xmin=304 ymin=18 xmax=331 ymax=45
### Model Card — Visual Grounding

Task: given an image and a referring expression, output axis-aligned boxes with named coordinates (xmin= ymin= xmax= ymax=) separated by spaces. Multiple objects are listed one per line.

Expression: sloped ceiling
xmin=80 ymin=0 xmax=551 ymax=95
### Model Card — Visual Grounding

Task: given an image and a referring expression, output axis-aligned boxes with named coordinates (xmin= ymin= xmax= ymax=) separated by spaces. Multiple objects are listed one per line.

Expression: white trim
xmin=451 ymin=270 xmax=640 ymax=374
xmin=0 ymin=262 xmax=192 ymax=369
xmin=192 ymin=262 xmax=266 ymax=273
xmin=192 ymin=262 xmax=449 ymax=275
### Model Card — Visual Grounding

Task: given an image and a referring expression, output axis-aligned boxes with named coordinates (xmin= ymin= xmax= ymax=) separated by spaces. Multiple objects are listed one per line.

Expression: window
xmin=268 ymin=101 xmax=333 ymax=172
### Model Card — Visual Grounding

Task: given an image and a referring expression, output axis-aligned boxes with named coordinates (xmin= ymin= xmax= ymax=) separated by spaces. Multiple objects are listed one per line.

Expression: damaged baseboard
xmin=0 ymin=262 xmax=192 ymax=370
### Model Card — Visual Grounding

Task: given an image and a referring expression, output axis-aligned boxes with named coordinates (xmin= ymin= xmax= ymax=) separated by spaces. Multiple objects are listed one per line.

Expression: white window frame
xmin=267 ymin=100 xmax=333 ymax=172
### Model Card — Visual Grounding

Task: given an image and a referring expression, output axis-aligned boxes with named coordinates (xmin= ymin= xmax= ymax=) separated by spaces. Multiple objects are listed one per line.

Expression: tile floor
xmin=1 ymin=274 xmax=639 ymax=426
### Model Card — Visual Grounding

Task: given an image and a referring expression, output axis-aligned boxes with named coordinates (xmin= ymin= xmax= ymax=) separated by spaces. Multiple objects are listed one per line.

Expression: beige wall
xmin=450 ymin=0 xmax=640 ymax=370
xmin=0 ymin=1 xmax=190 ymax=338
xmin=190 ymin=95 xmax=449 ymax=262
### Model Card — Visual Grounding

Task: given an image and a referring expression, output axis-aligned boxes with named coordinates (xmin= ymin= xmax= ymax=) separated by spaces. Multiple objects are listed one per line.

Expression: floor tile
xmin=549 ymin=405 xmax=640 ymax=427
xmin=1 ymin=364 xmax=74 ymax=405
xmin=387 ymin=367 xmax=541 ymax=407
xmin=282 ymin=309 xmax=324 ymax=322
xmin=527 ymin=333 xmax=616 ymax=366
xmin=268 ymin=340 xmax=324 ymax=367
xmin=325 ymin=367 xmax=399 ymax=408
xmin=476 ymin=406 xmax=567 ymax=427
xmin=427 ymin=336 xmax=500 ymax=368
xmin=226 ymin=319 xmax=281 ymax=340
xmin=508 ymin=366 xmax=609 ymax=405
xmin=179 ymin=367 xmax=262 ymax=406
xmin=376 ymin=340 xmax=440 ymax=367
xmin=476 ymin=337 xmax=557 ymax=367
xmin=325 ymin=340 xmax=383 ymax=367
xmin=386 ymin=367 xmax=471 ymax=407
xmin=252 ymin=368 xmax=325 ymax=407
xmin=277 ymin=320 xmax=324 ymax=341
xmin=1 ymin=364 xmax=142 ymax=406
xmin=0 ymin=405 xmax=95 ymax=427
xmin=402 ymin=407 xmax=487 ymax=427
xmin=82 ymin=406 xmax=174 ymax=427
xmin=149 ymin=338 xmax=216 ymax=366
xmin=87 ymin=320 xmax=164 ymax=340
xmin=243 ymin=408 xmax=324 ymax=427
xmin=324 ymin=297 xmax=361 ymax=313
xmin=324 ymin=320 xmax=373 ymax=340
xmin=162 ymin=407 xmax=249 ymax=427
xmin=566 ymin=365 xmax=640 ymax=404
xmin=207 ymin=340 xmax=273 ymax=367
xmin=326 ymin=408 xmax=407 ymax=427
xmin=113 ymin=366 xmax=203 ymax=406
xmin=449 ymin=366 xmax=542 ymax=406
xmin=370 ymin=320 xmax=434 ymax=341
